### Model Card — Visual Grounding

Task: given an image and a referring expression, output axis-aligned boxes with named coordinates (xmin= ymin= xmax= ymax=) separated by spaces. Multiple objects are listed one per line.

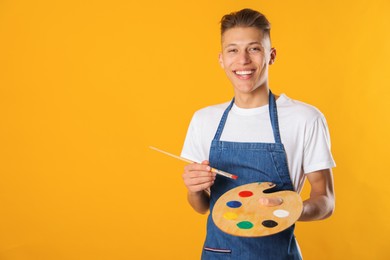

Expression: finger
xmin=259 ymin=197 xmax=283 ymax=207
xmin=185 ymin=163 xmax=211 ymax=172
xmin=183 ymin=170 xmax=216 ymax=181
xmin=184 ymin=175 xmax=215 ymax=186
xmin=183 ymin=169 xmax=216 ymax=182
xmin=188 ymin=181 xmax=215 ymax=193
xmin=184 ymin=164 xmax=214 ymax=179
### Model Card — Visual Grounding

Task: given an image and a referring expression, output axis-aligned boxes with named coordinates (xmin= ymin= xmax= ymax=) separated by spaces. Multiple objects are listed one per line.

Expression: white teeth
xmin=235 ymin=70 xmax=253 ymax=75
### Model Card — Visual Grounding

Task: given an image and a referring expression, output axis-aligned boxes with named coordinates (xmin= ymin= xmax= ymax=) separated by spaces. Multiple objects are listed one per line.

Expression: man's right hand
xmin=182 ymin=160 xmax=216 ymax=193
xmin=182 ymin=160 xmax=215 ymax=214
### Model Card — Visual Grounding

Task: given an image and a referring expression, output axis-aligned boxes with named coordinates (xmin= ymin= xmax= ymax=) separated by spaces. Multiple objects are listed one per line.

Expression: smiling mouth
xmin=233 ymin=69 xmax=255 ymax=79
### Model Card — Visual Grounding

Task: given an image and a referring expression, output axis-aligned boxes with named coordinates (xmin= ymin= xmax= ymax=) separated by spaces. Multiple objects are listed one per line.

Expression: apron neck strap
xmin=212 ymin=90 xmax=282 ymax=144
xmin=268 ymin=90 xmax=282 ymax=144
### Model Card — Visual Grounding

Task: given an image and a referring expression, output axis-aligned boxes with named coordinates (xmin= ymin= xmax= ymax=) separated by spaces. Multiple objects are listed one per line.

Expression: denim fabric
xmin=201 ymin=91 xmax=302 ymax=260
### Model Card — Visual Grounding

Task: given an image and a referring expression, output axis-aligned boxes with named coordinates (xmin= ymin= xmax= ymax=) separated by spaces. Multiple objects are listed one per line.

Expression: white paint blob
xmin=273 ymin=209 xmax=290 ymax=218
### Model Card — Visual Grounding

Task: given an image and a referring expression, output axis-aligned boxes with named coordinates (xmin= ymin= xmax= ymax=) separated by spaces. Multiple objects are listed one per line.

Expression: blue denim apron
xmin=202 ymin=91 xmax=302 ymax=260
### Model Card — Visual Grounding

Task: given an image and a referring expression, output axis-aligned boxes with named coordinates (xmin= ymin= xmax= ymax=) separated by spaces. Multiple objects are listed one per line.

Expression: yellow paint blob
xmin=223 ymin=212 xmax=238 ymax=220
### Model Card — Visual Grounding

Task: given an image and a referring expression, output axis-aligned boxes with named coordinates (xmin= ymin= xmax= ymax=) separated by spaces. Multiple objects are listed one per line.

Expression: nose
xmin=238 ymin=51 xmax=251 ymax=65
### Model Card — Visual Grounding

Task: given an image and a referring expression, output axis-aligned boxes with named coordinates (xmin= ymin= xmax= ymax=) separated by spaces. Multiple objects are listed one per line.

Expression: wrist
xmin=188 ymin=190 xmax=205 ymax=197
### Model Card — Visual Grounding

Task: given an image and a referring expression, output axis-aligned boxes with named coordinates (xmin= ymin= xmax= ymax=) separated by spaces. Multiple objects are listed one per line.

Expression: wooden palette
xmin=212 ymin=182 xmax=303 ymax=237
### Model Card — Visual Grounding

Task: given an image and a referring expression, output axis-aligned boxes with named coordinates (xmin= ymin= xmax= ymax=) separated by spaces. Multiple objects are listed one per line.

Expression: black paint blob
xmin=262 ymin=220 xmax=278 ymax=228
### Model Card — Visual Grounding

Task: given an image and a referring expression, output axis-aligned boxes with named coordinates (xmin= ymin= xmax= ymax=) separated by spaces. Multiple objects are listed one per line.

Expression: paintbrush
xmin=150 ymin=146 xmax=238 ymax=180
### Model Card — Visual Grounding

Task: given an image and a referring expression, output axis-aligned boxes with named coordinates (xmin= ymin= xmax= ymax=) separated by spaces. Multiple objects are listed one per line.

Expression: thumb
xmin=259 ymin=197 xmax=283 ymax=207
xmin=201 ymin=160 xmax=210 ymax=165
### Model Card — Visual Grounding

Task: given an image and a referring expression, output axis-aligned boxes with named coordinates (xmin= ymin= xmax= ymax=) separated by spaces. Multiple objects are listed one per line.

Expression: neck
xmin=234 ymin=86 xmax=270 ymax=108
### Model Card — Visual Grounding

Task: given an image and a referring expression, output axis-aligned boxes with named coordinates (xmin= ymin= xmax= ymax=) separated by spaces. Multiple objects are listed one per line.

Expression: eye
xmin=249 ymin=47 xmax=261 ymax=52
xmin=227 ymin=48 xmax=238 ymax=53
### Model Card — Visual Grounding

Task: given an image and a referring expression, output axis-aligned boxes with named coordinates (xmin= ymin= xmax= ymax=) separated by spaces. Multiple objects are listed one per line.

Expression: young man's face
xmin=219 ymin=27 xmax=276 ymax=96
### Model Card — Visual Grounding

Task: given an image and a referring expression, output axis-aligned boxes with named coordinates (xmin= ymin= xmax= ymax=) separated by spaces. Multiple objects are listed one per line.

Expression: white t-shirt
xmin=181 ymin=94 xmax=336 ymax=193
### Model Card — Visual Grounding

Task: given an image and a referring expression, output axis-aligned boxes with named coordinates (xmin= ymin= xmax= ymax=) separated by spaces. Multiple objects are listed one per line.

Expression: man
xmin=181 ymin=8 xmax=335 ymax=259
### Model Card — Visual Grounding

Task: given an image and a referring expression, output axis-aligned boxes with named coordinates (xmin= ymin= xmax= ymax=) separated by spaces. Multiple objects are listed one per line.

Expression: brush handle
xmin=150 ymin=146 xmax=238 ymax=180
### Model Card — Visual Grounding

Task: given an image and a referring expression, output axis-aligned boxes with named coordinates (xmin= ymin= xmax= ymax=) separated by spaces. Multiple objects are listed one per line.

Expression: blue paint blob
xmin=226 ymin=200 xmax=242 ymax=208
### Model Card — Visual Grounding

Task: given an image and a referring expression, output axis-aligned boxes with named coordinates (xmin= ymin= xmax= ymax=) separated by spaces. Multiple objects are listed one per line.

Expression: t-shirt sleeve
xmin=303 ymin=114 xmax=336 ymax=173
xmin=181 ymin=112 xmax=206 ymax=163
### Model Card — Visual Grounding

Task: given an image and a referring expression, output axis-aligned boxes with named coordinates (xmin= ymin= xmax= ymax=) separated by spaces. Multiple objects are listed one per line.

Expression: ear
xmin=218 ymin=53 xmax=225 ymax=69
xmin=269 ymin=48 xmax=276 ymax=65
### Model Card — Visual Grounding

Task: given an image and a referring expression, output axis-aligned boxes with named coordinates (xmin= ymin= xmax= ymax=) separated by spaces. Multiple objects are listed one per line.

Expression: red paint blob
xmin=238 ymin=191 xmax=253 ymax=197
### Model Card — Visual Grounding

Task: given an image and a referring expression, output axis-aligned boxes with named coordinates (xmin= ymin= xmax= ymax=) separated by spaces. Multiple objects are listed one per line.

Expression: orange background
xmin=1 ymin=0 xmax=389 ymax=259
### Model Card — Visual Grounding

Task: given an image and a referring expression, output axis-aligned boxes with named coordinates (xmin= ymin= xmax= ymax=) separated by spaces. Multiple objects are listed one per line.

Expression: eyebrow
xmin=223 ymin=41 xmax=262 ymax=49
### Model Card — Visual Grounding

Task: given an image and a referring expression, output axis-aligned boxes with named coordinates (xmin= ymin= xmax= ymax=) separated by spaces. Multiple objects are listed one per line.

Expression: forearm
xmin=298 ymin=194 xmax=334 ymax=221
xmin=298 ymin=169 xmax=335 ymax=221
xmin=187 ymin=190 xmax=210 ymax=214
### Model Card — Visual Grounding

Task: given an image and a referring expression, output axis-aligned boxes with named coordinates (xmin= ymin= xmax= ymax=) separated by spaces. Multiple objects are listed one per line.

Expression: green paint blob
xmin=237 ymin=221 xmax=254 ymax=229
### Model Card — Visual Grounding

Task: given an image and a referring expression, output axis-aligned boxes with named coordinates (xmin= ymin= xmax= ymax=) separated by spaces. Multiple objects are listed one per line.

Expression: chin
xmin=234 ymin=84 xmax=258 ymax=94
